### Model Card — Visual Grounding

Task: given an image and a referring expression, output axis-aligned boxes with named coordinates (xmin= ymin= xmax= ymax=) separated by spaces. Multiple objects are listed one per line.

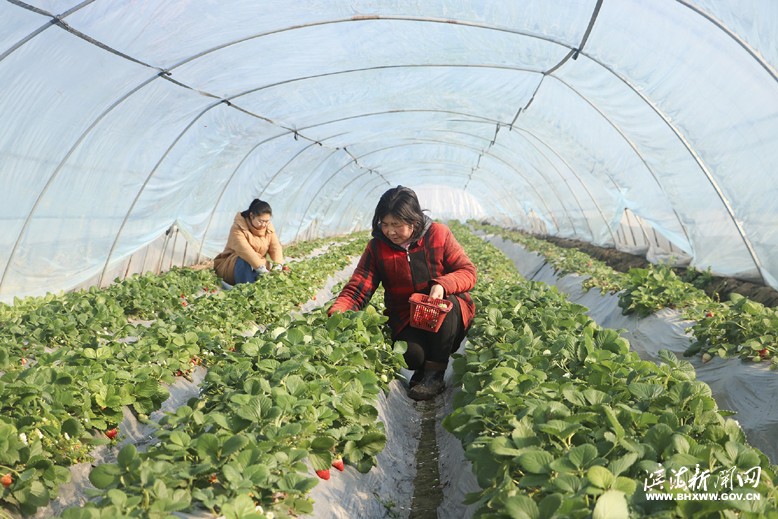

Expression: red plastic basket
xmin=409 ymin=293 xmax=453 ymax=332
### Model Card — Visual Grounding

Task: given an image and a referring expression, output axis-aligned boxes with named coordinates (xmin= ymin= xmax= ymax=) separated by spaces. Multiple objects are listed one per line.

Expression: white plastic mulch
xmin=25 ymin=256 xmax=480 ymax=519
xmin=304 ymin=356 xmax=480 ymax=519
xmin=482 ymin=233 xmax=778 ymax=465
xmin=34 ymin=235 xmax=778 ymax=519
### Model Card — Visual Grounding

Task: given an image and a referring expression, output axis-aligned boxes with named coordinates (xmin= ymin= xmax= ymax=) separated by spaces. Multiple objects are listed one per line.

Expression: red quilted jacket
xmin=330 ymin=221 xmax=476 ymax=338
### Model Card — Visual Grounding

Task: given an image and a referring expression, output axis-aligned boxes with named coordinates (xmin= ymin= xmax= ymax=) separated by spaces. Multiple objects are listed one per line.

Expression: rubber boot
xmin=407 ymin=360 xmax=446 ymax=401
xmin=409 ymin=368 xmax=425 ymax=388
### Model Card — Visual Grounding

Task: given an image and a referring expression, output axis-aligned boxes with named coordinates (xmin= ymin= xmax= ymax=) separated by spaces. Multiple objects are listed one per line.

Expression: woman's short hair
xmin=372 ymin=186 xmax=426 ymax=239
xmin=241 ymin=199 xmax=272 ymax=218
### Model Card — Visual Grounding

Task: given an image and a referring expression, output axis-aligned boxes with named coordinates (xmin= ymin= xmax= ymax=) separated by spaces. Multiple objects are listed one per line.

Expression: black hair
xmin=371 ymin=186 xmax=426 ymax=240
xmin=241 ymin=199 xmax=272 ymax=218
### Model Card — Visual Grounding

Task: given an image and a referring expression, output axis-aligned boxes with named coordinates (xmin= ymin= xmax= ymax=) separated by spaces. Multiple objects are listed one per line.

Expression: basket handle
xmin=411 ymin=293 xmax=453 ymax=313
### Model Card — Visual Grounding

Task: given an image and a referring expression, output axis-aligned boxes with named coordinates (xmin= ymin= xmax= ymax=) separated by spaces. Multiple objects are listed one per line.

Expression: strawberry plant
xmin=466 ymin=220 xmax=625 ymax=294
xmin=442 ymin=226 xmax=778 ymax=518
xmin=283 ymin=233 xmax=369 ymax=258
xmin=1 ymin=230 xmax=374 ymax=516
xmin=686 ymin=293 xmax=778 ymax=365
xmin=9 ymin=221 xmax=775 ymax=519
xmin=58 ymin=306 xmax=401 ymax=518
xmin=465 ymin=221 xmax=778 ymax=370
xmin=618 ymin=263 xmax=710 ymax=317
xmin=679 ymin=265 xmax=716 ymax=292
xmin=25 ymin=233 xmax=402 ymax=517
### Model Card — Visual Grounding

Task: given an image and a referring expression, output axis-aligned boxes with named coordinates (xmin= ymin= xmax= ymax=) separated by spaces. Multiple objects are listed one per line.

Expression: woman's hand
xmin=429 ymin=284 xmax=445 ymax=300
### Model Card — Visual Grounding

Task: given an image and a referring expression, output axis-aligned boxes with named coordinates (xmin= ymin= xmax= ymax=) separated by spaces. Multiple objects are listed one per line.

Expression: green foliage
xmin=0 ymin=230 xmax=387 ymax=517
xmin=686 ymin=294 xmax=778 ymax=364
xmin=443 ymin=225 xmax=778 ymax=518
xmin=679 ymin=265 xmax=716 ymax=292
xmin=5 ymin=222 xmax=778 ymax=518
xmin=465 ymin=221 xmax=777 ymax=368
xmin=66 ymin=306 xmax=401 ymax=518
xmin=617 ymin=263 xmax=710 ymax=317
xmin=466 ymin=220 xmax=625 ymax=294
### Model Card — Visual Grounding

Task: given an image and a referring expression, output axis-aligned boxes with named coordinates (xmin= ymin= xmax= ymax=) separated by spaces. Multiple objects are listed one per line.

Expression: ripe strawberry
xmin=705 ymin=311 xmax=714 ymax=318
xmin=312 ymin=295 xmax=317 ymax=301
xmin=181 ymin=301 xmax=188 ymax=307
xmin=105 ymin=428 xmax=118 ymax=440
xmin=315 ymin=469 xmax=330 ymax=480
xmin=759 ymin=348 xmax=769 ymax=359
xmin=1 ymin=473 xmax=12 ymax=487
xmin=208 ymin=473 xmax=218 ymax=484
xmin=180 ymin=293 xmax=185 ymax=298
xmin=20 ymin=358 xmax=27 ymax=365
xmin=332 ymin=459 xmax=345 ymax=471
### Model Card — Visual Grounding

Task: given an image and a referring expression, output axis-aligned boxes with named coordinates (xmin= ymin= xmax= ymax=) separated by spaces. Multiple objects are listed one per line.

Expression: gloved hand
xmin=255 ymin=265 xmax=269 ymax=275
xmin=272 ymin=263 xmax=283 ymax=271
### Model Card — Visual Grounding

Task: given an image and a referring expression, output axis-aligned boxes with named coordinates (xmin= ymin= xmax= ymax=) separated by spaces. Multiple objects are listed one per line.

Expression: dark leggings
xmin=396 ymin=295 xmax=466 ymax=370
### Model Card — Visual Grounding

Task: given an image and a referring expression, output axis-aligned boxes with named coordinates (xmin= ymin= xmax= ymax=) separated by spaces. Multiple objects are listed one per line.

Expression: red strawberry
xmin=315 ymin=469 xmax=330 ymax=480
xmin=282 ymin=265 xmax=291 ymax=272
xmin=208 ymin=473 xmax=218 ymax=484
xmin=759 ymin=348 xmax=769 ymax=359
xmin=181 ymin=301 xmax=188 ymax=307
xmin=332 ymin=459 xmax=345 ymax=471
xmin=705 ymin=311 xmax=714 ymax=318
xmin=180 ymin=293 xmax=185 ymax=298
xmin=105 ymin=428 xmax=118 ymax=440
xmin=1 ymin=473 xmax=12 ymax=487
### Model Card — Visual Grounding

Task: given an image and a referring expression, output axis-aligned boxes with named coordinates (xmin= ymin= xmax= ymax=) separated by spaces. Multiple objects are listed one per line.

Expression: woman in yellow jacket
xmin=213 ymin=199 xmax=285 ymax=285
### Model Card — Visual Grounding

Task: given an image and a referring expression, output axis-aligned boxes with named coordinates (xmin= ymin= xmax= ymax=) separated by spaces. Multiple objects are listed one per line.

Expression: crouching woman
xmin=328 ymin=186 xmax=476 ymax=400
xmin=213 ymin=199 xmax=285 ymax=286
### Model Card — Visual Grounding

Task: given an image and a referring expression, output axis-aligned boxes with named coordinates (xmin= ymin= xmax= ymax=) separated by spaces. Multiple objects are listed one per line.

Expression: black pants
xmin=396 ymin=295 xmax=466 ymax=371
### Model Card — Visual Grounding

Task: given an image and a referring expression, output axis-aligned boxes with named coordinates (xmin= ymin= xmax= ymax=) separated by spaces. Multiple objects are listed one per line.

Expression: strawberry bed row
xmin=0 ymin=233 xmax=370 ymax=516
xmin=468 ymin=221 xmax=778 ymax=367
xmin=444 ymin=223 xmax=778 ymax=517
xmin=58 ymin=307 xmax=405 ymax=518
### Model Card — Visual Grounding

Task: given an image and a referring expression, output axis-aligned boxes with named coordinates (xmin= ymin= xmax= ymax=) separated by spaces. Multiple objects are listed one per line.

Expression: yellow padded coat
xmin=213 ymin=212 xmax=284 ymax=284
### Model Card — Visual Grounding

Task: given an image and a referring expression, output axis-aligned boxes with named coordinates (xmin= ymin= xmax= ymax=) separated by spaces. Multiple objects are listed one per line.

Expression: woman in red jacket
xmin=329 ymin=186 xmax=476 ymax=400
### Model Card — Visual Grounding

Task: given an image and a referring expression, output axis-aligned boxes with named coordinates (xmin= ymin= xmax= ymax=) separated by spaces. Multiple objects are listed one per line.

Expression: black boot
xmin=407 ymin=361 xmax=446 ymax=401
xmin=409 ymin=368 xmax=425 ymax=388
